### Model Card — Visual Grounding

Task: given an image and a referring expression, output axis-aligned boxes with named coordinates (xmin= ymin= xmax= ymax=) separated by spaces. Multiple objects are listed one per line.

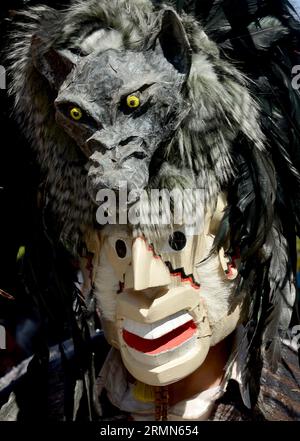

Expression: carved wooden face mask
xmin=94 ymin=194 xmax=243 ymax=386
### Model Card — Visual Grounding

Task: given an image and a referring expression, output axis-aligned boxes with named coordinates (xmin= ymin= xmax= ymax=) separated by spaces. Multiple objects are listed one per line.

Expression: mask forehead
xmin=100 ymin=192 xmax=229 ymax=289
xmin=61 ymin=49 xmax=183 ymax=106
xmin=100 ymin=224 xmax=207 ymax=291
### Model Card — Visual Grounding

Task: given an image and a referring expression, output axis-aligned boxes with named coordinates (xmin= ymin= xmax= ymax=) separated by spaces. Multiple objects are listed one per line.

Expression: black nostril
xmin=119 ymin=136 xmax=138 ymax=146
xmin=132 ymin=151 xmax=147 ymax=160
xmin=86 ymin=139 xmax=108 ymax=155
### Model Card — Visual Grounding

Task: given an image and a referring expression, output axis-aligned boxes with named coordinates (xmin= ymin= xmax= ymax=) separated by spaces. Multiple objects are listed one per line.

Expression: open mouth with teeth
xmin=122 ymin=311 xmax=197 ymax=355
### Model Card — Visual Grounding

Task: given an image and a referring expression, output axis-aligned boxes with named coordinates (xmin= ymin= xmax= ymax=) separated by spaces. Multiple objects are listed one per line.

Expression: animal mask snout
xmin=87 ymin=135 xmax=148 ymax=165
xmin=87 ymin=134 xmax=151 ymax=196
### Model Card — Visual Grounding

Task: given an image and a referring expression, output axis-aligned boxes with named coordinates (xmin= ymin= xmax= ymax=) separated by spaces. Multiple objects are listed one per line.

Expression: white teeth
xmin=126 ymin=336 xmax=196 ymax=367
xmin=123 ymin=311 xmax=193 ymax=340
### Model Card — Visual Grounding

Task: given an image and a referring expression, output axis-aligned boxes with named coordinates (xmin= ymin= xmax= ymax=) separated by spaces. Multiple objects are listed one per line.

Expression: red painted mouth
xmin=122 ymin=320 xmax=197 ymax=355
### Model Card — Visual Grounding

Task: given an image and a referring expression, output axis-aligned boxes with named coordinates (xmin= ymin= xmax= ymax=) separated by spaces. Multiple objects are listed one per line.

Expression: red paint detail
xmin=226 ymin=264 xmax=234 ymax=277
xmin=123 ymin=320 xmax=197 ymax=355
xmin=170 ymin=273 xmax=200 ymax=290
xmin=225 ymin=251 xmax=240 ymax=279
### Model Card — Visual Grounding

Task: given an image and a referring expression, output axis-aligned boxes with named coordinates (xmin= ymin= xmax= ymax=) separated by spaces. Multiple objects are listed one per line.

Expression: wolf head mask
xmin=32 ymin=10 xmax=192 ymax=203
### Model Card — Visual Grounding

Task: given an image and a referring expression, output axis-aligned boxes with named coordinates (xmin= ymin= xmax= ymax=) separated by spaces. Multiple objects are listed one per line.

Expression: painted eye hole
xmin=168 ymin=231 xmax=187 ymax=251
xmin=126 ymin=95 xmax=140 ymax=109
xmin=70 ymin=107 xmax=83 ymax=121
xmin=115 ymin=239 xmax=127 ymax=258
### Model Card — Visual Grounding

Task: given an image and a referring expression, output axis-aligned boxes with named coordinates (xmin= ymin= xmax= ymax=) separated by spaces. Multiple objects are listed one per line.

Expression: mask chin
xmin=101 ymin=301 xmax=243 ymax=387
xmin=118 ymin=309 xmax=243 ymax=386
xmin=101 ymin=300 xmax=243 ymax=387
xmin=119 ymin=333 xmax=211 ymax=386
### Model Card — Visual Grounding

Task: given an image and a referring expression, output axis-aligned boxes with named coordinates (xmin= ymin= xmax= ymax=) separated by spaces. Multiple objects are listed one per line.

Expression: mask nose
xmin=124 ymin=237 xmax=171 ymax=291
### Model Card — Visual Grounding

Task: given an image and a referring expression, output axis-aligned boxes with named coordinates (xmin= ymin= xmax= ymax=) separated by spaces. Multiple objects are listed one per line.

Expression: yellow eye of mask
xmin=126 ymin=95 xmax=140 ymax=108
xmin=70 ymin=107 xmax=83 ymax=121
